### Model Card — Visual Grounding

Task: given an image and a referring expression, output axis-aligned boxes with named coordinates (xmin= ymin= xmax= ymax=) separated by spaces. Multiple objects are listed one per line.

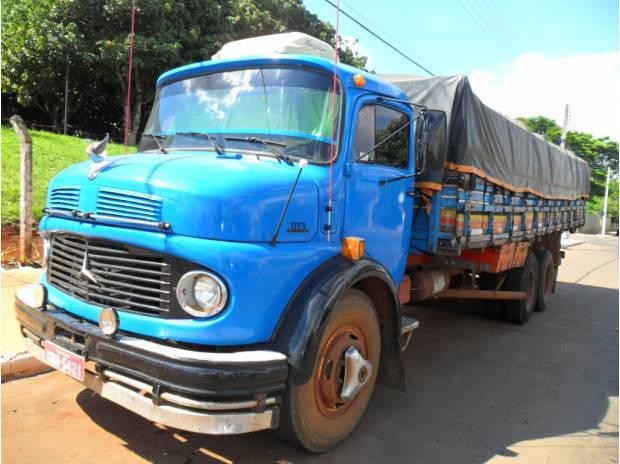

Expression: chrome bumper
xmin=24 ymin=337 xmax=279 ymax=435
xmin=16 ymin=284 xmax=283 ymax=435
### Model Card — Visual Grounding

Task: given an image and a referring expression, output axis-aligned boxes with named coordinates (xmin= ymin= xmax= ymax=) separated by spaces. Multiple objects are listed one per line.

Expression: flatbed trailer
xmin=380 ymin=74 xmax=589 ymax=316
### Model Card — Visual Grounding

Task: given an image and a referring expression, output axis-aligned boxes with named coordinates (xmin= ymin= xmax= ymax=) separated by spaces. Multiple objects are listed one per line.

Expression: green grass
xmin=1 ymin=125 xmax=136 ymax=225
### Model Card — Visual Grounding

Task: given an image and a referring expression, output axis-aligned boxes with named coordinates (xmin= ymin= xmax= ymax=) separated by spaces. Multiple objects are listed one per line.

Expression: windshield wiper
xmin=224 ymin=136 xmax=292 ymax=165
xmin=175 ymin=131 xmax=225 ymax=155
xmin=142 ymin=133 xmax=169 ymax=153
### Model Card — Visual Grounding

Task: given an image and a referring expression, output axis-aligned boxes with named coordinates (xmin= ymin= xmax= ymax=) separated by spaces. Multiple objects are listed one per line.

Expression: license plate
xmin=43 ymin=341 xmax=85 ymax=382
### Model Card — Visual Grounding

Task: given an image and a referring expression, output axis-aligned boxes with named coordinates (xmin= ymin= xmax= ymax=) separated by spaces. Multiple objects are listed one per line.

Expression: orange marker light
xmin=342 ymin=237 xmax=366 ymax=261
xmin=353 ymin=74 xmax=366 ymax=87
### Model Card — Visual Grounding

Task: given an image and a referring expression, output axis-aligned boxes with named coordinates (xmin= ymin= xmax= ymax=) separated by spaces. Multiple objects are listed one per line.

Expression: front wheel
xmin=277 ymin=289 xmax=381 ymax=453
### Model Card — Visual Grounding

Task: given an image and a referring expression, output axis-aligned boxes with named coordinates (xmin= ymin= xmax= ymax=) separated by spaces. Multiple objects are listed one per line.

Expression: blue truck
xmin=15 ymin=34 xmax=589 ymax=453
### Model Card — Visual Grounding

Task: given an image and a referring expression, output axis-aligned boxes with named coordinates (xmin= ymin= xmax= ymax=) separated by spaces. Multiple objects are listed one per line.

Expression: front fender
xmin=271 ymin=255 xmax=404 ymax=387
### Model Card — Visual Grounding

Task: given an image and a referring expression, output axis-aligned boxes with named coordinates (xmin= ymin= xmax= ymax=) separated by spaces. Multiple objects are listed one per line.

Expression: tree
xmin=61 ymin=0 xmax=236 ymax=144
xmin=227 ymin=0 xmax=367 ymax=69
xmin=2 ymin=0 xmax=368 ymax=143
xmin=520 ymin=115 xmax=619 ymax=221
xmin=517 ymin=116 xmax=562 ymax=145
xmin=1 ymin=0 xmax=86 ymax=127
xmin=586 ymin=179 xmax=619 ymax=223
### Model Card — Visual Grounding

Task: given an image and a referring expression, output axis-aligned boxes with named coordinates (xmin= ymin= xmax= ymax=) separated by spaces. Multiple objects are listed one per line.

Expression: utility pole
xmin=123 ymin=0 xmax=137 ymax=151
xmin=560 ymin=103 xmax=570 ymax=149
xmin=601 ymin=164 xmax=611 ymax=235
xmin=63 ymin=52 xmax=70 ymax=135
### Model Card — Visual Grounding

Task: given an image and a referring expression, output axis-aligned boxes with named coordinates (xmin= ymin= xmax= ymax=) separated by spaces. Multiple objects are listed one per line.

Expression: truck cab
xmin=16 ymin=35 xmax=433 ymax=453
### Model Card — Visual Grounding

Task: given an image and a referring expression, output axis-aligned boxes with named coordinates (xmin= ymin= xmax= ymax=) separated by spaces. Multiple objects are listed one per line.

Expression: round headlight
xmin=176 ymin=271 xmax=228 ymax=318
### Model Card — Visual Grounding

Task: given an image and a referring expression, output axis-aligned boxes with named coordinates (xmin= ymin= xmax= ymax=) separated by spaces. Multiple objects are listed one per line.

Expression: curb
xmin=561 ymin=240 xmax=586 ymax=250
xmin=1 ymin=352 xmax=52 ymax=381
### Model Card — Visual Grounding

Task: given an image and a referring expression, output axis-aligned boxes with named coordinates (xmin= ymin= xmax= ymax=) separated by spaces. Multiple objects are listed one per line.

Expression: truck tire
xmin=535 ymin=250 xmax=555 ymax=312
xmin=277 ymin=289 xmax=381 ymax=453
xmin=504 ymin=252 xmax=539 ymax=324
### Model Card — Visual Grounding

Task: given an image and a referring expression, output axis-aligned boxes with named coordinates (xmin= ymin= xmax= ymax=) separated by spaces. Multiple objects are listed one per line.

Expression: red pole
xmin=327 ymin=0 xmax=340 ymax=241
xmin=123 ymin=0 xmax=136 ymax=151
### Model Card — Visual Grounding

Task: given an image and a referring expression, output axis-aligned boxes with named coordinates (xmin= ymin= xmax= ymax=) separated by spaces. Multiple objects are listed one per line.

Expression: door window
xmin=354 ymin=105 xmax=410 ymax=169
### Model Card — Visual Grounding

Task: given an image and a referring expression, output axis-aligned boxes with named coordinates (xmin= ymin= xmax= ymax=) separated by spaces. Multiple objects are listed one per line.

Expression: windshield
xmin=140 ymin=67 xmax=343 ymax=162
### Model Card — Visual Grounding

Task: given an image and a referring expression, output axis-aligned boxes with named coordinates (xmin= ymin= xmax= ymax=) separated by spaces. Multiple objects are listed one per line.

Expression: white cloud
xmin=469 ymin=51 xmax=620 ymax=142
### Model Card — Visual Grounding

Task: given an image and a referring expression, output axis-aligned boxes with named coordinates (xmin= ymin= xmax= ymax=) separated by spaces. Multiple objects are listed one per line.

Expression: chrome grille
xmin=49 ymin=186 xmax=80 ymax=211
xmin=96 ymin=188 xmax=162 ymax=222
xmin=48 ymin=234 xmax=172 ymax=315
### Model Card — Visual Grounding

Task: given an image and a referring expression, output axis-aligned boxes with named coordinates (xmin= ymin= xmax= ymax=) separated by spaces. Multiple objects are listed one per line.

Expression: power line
xmin=339 ymin=0 xmax=424 ymax=65
xmin=456 ymin=0 xmax=512 ymax=61
xmin=472 ymin=0 xmax=519 ymax=54
xmin=323 ymin=0 xmax=435 ymax=76
xmin=484 ymin=0 xmax=526 ymax=50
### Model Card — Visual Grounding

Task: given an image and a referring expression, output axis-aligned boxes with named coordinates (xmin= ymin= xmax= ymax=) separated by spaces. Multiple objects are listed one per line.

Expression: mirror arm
xmin=379 ymin=172 xmax=418 ymax=185
xmin=376 ymin=96 xmax=428 ymax=112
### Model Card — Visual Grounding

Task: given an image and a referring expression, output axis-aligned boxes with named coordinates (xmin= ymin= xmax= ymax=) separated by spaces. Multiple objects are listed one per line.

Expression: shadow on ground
xmin=76 ymin=281 xmax=619 ymax=463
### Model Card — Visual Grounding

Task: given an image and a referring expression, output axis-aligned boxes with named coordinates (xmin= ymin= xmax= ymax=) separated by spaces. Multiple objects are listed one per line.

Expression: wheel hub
xmin=341 ymin=346 xmax=373 ymax=401
xmin=314 ymin=324 xmax=372 ymax=417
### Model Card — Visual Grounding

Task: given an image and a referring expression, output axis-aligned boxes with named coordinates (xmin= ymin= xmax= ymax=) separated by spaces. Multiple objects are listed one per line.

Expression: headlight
xmin=176 ymin=271 xmax=228 ymax=318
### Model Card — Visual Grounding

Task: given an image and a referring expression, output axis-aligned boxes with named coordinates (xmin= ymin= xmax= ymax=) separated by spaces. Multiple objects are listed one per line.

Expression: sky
xmin=302 ymin=0 xmax=619 ymax=141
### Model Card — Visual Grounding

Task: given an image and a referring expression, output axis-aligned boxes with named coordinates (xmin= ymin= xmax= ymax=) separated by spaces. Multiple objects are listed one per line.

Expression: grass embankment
xmin=1 ymin=126 xmax=135 ymax=224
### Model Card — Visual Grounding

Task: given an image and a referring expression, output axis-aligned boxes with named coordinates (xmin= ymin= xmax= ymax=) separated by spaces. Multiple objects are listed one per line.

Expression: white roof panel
xmin=212 ymin=32 xmax=335 ymax=61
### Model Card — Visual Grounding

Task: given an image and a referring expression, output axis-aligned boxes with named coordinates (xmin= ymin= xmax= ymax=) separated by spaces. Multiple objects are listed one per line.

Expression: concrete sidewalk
xmin=1 ymin=268 xmax=51 ymax=380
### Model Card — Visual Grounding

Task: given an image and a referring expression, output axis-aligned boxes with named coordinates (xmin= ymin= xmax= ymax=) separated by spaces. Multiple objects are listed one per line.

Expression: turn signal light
xmin=99 ymin=307 xmax=119 ymax=336
xmin=342 ymin=237 xmax=366 ymax=261
xmin=353 ymin=74 xmax=366 ymax=87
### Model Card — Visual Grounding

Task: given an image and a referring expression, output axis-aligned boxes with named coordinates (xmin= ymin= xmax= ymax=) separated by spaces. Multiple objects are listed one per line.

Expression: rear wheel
xmin=277 ymin=289 xmax=381 ymax=453
xmin=535 ymin=250 xmax=555 ymax=312
xmin=504 ymin=252 xmax=539 ymax=324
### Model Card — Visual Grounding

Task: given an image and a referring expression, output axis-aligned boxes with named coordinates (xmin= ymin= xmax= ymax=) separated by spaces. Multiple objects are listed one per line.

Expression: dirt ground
xmin=2 ymin=234 xmax=618 ymax=463
xmin=1 ymin=225 xmax=43 ymax=266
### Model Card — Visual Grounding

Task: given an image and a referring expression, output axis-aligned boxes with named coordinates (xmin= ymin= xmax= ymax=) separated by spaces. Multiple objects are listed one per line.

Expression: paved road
xmin=3 ymin=235 xmax=618 ymax=463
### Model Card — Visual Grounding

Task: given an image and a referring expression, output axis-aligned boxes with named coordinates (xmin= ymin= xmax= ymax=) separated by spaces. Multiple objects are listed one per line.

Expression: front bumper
xmin=15 ymin=285 xmax=288 ymax=435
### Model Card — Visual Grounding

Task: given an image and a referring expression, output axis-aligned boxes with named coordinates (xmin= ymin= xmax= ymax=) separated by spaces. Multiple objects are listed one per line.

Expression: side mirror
xmin=415 ymin=109 xmax=447 ymax=175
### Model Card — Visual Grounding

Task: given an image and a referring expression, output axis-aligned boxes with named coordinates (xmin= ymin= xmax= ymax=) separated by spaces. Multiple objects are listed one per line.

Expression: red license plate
xmin=43 ymin=341 xmax=85 ymax=381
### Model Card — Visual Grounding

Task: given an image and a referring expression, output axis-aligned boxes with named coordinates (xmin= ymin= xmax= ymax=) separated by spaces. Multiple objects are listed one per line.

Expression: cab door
xmin=343 ymin=97 xmax=416 ymax=283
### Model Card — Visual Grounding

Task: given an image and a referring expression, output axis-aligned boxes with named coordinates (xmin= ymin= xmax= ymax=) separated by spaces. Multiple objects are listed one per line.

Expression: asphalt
xmin=2 ymin=234 xmax=618 ymax=463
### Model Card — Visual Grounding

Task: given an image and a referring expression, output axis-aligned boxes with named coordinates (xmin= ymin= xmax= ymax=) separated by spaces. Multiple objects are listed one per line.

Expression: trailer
xmin=15 ymin=33 xmax=589 ymax=453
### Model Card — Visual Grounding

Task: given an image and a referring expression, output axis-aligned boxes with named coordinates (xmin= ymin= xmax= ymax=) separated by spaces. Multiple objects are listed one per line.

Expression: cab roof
xmin=156 ymin=55 xmax=407 ymax=100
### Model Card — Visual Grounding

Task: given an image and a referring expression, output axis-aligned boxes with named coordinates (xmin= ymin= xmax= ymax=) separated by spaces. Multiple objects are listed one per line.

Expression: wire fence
xmin=1 ymin=116 xmax=123 ymax=142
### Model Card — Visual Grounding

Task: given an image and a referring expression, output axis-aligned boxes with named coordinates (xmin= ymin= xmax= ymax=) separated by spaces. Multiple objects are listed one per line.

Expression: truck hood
xmin=47 ymin=152 xmax=320 ymax=243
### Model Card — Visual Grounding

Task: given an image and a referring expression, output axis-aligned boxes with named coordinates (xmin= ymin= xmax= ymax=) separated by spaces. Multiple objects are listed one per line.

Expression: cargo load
xmin=382 ymin=74 xmax=590 ymax=200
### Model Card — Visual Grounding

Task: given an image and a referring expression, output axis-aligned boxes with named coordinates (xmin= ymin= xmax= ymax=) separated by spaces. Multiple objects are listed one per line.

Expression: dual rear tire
xmin=504 ymin=252 xmax=539 ymax=324
xmin=484 ymin=250 xmax=556 ymax=324
xmin=534 ymin=250 xmax=555 ymax=312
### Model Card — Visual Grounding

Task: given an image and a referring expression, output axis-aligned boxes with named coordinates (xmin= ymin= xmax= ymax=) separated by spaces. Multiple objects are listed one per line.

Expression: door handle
xmin=406 ymin=190 xmax=416 ymax=197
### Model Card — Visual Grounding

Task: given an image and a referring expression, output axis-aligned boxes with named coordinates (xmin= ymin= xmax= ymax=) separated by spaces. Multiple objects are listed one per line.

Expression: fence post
xmin=9 ymin=115 xmax=33 ymax=263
